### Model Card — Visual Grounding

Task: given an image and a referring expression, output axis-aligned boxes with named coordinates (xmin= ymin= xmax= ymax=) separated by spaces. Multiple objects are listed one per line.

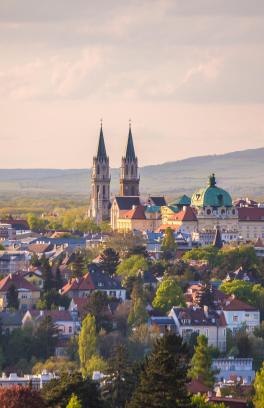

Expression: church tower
xmin=89 ymin=123 xmax=110 ymax=223
xmin=120 ymin=123 xmax=140 ymax=196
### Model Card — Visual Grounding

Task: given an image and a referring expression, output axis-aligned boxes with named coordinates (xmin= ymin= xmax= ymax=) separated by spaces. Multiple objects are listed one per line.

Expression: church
xmin=89 ymin=123 xmax=166 ymax=228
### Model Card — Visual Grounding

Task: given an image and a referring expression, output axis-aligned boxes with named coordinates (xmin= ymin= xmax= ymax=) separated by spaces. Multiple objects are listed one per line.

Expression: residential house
xmin=220 ymin=296 xmax=260 ymax=333
xmin=212 ymin=357 xmax=255 ymax=385
xmin=0 ymin=372 xmax=57 ymax=389
xmin=169 ymin=305 xmax=227 ymax=352
xmin=149 ymin=316 xmax=176 ymax=336
xmin=0 ymin=311 xmax=22 ymax=334
xmin=0 ymin=273 xmax=40 ymax=311
xmin=22 ymin=309 xmax=79 ymax=337
xmin=61 ymin=269 xmax=126 ymax=301
xmin=0 ymin=251 xmax=29 ymax=276
xmin=22 ymin=268 xmax=44 ymax=289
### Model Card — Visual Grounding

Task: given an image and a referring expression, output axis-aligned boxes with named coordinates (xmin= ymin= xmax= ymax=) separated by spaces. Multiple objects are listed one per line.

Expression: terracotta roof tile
xmin=123 ymin=205 xmax=146 ymax=220
xmin=169 ymin=206 xmax=197 ymax=222
xmin=0 ymin=273 xmax=40 ymax=292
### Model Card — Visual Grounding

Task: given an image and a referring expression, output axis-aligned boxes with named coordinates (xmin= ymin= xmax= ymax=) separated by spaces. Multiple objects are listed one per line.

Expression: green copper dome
xmin=191 ymin=174 xmax=232 ymax=208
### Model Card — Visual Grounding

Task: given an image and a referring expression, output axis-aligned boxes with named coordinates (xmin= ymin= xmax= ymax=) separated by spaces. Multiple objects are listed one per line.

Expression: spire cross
xmin=100 ymin=118 xmax=103 ymax=128
xmin=129 ymin=118 xmax=132 ymax=129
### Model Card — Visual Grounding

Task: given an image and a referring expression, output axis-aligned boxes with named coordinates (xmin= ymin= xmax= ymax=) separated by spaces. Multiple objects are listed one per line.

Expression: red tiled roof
xmin=123 ymin=205 xmax=146 ymax=220
xmin=28 ymin=309 xmax=73 ymax=322
xmin=27 ymin=243 xmax=54 ymax=254
xmin=222 ymin=297 xmax=257 ymax=311
xmin=238 ymin=207 xmax=264 ymax=221
xmin=0 ymin=272 xmax=40 ymax=292
xmin=169 ymin=206 xmax=197 ymax=222
xmin=187 ymin=379 xmax=210 ymax=395
xmin=71 ymin=297 xmax=89 ymax=312
xmin=61 ymin=273 xmax=95 ymax=295
xmin=255 ymin=238 xmax=264 ymax=247
xmin=156 ymin=224 xmax=181 ymax=232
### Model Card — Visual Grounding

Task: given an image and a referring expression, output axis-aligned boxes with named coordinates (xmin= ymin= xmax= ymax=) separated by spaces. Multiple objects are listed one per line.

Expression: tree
xmin=254 ymin=362 xmax=264 ymax=408
xmin=188 ymin=335 xmax=216 ymax=388
xmin=84 ymin=354 xmax=108 ymax=378
xmin=32 ymin=357 xmax=78 ymax=375
xmin=127 ymin=334 xmax=192 ymax=408
xmin=71 ymin=252 xmax=86 ymax=278
xmin=152 ymin=276 xmax=185 ymax=313
xmin=35 ymin=315 xmax=59 ymax=360
xmin=192 ymin=395 xmax=225 ymax=408
xmin=27 ymin=213 xmax=48 ymax=231
xmin=78 ymin=314 xmax=97 ymax=377
xmin=42 ymin=372 xmax=104 ymax=408
xmin=99 ymin=247 xmax=120 ymax=276
xmin=106 ymin=232 xmax=144 ymax=257
xmin=128 ymin=245 xmax=149 ymax=258
xmin=116 ymin=255 xmax=148 ymax=285
xmin=6 ymin=284 xmax=19 ymax=310
xmin=128 ymin=281 xmax=148 ymax=327
xmin=40 ymin=255 xmax=54 ymax=292
xmin=66 ymin=393 xmax=82 ymax=408
xmin=0 ymin=386 xmax=45 ymax=408
xmin=196 ymin=284 xmax=214 ymax=308
xmin=161 ymin=228 xmax=177 ymax=260
xmin=84 ymin=291 xmax=109 ymax=331
xmin=101 ymin=344 xmax=133 ymax=408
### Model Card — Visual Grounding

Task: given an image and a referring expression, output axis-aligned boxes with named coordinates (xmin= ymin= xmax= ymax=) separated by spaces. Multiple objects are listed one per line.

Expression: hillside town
xmin=0 ymin=126 xmax=263 ymax=407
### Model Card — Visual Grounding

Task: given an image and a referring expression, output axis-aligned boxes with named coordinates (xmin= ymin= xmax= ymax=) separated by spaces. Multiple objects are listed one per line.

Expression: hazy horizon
xmin=1 ymin=0 xmax=264 ymax=168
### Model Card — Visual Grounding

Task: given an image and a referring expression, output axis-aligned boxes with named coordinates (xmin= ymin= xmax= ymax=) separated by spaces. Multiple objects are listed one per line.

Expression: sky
xmin=1 ymin=0 xmax=264 ymax=168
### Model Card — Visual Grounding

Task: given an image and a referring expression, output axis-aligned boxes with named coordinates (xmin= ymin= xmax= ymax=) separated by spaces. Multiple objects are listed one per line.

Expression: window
xmin=69 ymin=326 xmax=72 ymax=333
xmin=233 ymin=315 xmax=238 ymax=322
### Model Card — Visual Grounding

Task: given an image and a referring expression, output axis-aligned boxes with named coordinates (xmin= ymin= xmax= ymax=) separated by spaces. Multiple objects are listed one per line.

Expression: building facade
xmin=120 ymin=124 xmax=140 ymax=196
xmin=89 ymin=124 xmax=111 ymax=223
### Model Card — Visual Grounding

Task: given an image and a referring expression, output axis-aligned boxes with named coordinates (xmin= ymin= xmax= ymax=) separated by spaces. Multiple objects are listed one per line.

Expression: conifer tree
xmin=78 ymin=314 xmax=97 ymax=377
xmin=127 ymin=334 xmax=192 ymax=408
xmin=66 ymin=393 xmax=82 ymax=408
xmin=71 ymin=252 xmax=86 ymax=278
xmin=101 ymin=344 xmax=133 ymax=408
xmin=188 ymin=335 xmax=216 ymax=387
xmin=99 ymin=247 xmax=120 ymax=276
xmin=128 ymin=280 xmax=148 ymax=327
xmin=41 ymin=255 xmax=54 ymax=292
xmin=161 ymin=228 xmax=177 ymax=260
xmin=254 ymin=362 xmax=264 ymax=408
xmin=6 ymin=284 xmax=19 ymax=310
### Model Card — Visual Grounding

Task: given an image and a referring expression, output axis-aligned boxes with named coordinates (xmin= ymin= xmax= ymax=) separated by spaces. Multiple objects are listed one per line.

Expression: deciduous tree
xmin=152 ymin=276 xmax=185 ymax=313
xmin=78 ymin=314 xmax=97 ymax=377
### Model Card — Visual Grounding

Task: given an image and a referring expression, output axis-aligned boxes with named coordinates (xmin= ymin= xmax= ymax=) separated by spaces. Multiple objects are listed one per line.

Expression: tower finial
xmin=129 ymin=118 xmax=131 ymax=129
xmin=100 ymin=118 xmax=103 ymax=128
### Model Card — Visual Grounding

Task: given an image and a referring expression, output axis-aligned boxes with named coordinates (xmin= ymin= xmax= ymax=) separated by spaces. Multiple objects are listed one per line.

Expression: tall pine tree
xmin=99 ymin=247 xmax=120 ymax=276
xmin=127 ymin=334 xmax=192 ymax=408
xmin=188 ymin=335 xmax=216 ymax=388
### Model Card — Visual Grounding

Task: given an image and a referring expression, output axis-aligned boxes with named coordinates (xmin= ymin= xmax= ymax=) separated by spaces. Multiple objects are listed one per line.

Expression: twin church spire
xmin=90 ymin=122 xmax=139 ymax=223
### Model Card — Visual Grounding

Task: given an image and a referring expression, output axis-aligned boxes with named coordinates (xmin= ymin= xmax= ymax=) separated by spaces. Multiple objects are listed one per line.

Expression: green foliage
xmin=37 ymin=289 xmax=70 ymax=311
xmin=116 ymin=255 xmax=148 ymax=285
xmin=101 ymin=344 xmax=134 ymax=408
xmin=127 ymin=334 xmax=192 ymax=408
xmin=84 ymin=354 xmax=108 ymax=378
xmin=99 ymin=247 xmax=120 ymax=276
xmin=78 ymin=314 xmax=97 ymax=377
xmin=192 ymin=395 xmax=225 ymax=408
xmin=84 ymin=291 xmax=109 ymax=332
xmin=70 ymin=251 xmax=87 ymax=278
xmin=107 ymin=233 xmax=144 ymax=258
xmin=220 ymin=280 xmax=264 ymax=318
xmin=128 ymin=282 xmax=148 ymax=327
xmin=66 ymin=393 xmax=82 ymax=408
xmin=188 ymin=335 xmax=216 ymax=388
xmin=6 ymin=284 xmax=19 ymax=310
xmin=35 ymin=316 xmax=59 ymax=360
xmin=42 ymin=372 xmax=104 ymax=408
xmin=254 ymin=362 xmax=264 ymax=408
xmin=32 ymin=357 xmax=78 ymax=375
xmin=152 ymin=276 xmax=185 ymax=313
xmin=27 ymin=213 xmax=49 ymax=230
xmin=161 ymin=228 xmax=177 ymax=260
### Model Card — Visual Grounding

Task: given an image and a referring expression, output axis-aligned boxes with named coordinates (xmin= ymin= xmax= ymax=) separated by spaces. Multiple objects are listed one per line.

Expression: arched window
xmin=131 ymin=186 xmax=135 ymax=195
xmin=131 ymin=165 xmax=134 ymax=175
xmin=97 ymin=164 xmax=100 ymax=174
xmin=103 ymin=185 xmax=106 ymax=198
xmin=125 ymin=165 xmax=128 ymax=175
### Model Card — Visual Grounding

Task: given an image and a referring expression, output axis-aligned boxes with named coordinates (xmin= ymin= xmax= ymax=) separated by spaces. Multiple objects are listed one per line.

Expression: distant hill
xmin=0 ymin=147 xmax=263 ymax=200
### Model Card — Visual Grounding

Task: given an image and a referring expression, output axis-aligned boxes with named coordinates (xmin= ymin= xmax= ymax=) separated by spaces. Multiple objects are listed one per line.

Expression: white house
xmin=169 ymin=306 xmax=227 ymax=352
xmin=212 ymin=357 xmax=255 ymax=385
xmin=220 ymin=296 xmax=260 ymax=333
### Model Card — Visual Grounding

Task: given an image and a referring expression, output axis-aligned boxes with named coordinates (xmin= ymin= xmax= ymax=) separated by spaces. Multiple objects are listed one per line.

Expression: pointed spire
xmin=96 ymin=120 xmax=107 ymax=160
xmin=124 ymin=120 xmax=136 ymax=161
xmin=213 ymin=225 xmax=223 ymax=249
